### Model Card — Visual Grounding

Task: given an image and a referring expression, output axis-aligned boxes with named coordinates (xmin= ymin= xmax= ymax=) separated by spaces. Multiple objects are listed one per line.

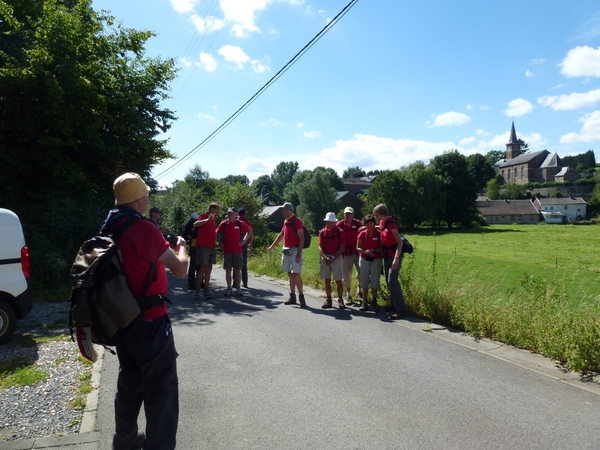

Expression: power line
xmin=154 ymin=0 xmax=360 ymax=181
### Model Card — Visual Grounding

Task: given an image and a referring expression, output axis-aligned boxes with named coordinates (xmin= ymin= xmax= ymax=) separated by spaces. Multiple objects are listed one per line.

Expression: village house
xmin=495 ymin=122 xmax=576 ymax=184
xmin=475 ymin=199 xmax=542 ymax=224
xmin=342 ymin=176 xmax=376 ymax=195
xmin=533 ymin=196 xmax=587 ymax=222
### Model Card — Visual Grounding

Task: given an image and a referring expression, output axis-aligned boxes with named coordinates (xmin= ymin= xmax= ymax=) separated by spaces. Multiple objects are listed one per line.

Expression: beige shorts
xmin=320 ymin=255 xmax=343 ymax=281
xmin=281 ymin=247 xmax=302 ymax=273
xmin=223 ymin=253 xmax=243 ymax=270
xmin=196 ymin=246 xmax=216 ymax=266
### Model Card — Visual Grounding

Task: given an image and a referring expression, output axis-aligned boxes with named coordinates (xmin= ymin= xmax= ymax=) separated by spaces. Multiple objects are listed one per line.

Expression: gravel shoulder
xmin=0 ymin=301 xmax=93 ymax=442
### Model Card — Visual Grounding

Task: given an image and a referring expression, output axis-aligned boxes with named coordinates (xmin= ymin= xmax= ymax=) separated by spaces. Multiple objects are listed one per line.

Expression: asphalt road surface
xmin=96 ymin=267 xmax=600 ymax=449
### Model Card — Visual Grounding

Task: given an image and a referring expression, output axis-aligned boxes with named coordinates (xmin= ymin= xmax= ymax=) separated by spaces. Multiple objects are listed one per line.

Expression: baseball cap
xmin=282 ymin=202 xmax=294 ymax=212
xmin=150 ymin=207 xmax=162 ymax=214
xmin=344 ymin=207 xmax=354 ymax=214
xmin=324 ymin=212 xmax=337 ymax=222
xmin=227 ymin=207 xmax=237 ymax=213
xmin=238 ymin=207 xmax=247 ymax=216
xmin=113 ymin=172 xmax=150 ymax=205
xmin=190 ymin=213 xmax=199 ymax=220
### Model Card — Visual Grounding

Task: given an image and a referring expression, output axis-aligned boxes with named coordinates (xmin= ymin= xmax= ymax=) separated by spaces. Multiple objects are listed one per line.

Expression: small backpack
xmin=287 ymin=216 xmax=311 ymax=248
xmin=68 ymin=215 xmax=154 ymax=361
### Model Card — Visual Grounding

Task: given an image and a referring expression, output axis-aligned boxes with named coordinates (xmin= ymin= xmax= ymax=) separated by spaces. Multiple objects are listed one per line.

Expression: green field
xmin=403 ymin=224 xmax=600 ymax=301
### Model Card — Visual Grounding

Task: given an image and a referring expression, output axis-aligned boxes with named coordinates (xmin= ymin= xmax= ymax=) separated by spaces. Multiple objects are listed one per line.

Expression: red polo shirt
xmin=319 ymin=225 xmax=345 ymax=255
xmin=196 ymin=211 xmax=217 ymax=248
xmin=283 ymin=215 xmax=303 ymax=247
xmin=379 ymin=216 xmax=400 ymax=257
xmin=357 ymin=229 xmax=382 ymax=259
xmin=217 ymin=219 xmax=250 ymax=254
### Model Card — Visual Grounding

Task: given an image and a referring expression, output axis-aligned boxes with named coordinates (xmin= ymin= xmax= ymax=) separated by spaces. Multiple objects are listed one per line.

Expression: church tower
xmin=505 ymin=121 xmax=521 ymax=159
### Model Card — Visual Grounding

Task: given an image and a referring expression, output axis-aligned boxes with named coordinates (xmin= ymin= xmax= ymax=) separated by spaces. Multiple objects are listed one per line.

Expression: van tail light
xmin=21 ymin=246 xmax=31 ymax=279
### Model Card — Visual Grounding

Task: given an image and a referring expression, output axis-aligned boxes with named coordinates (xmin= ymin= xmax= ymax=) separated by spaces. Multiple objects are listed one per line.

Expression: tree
xmin=501 ymin=181 xmax=528 ymax=200
xmin=221 ymin=174 xmax=250 ymax=186
xmin=251 ymin=174 xmax=274 ymax=200
xmin=485 ymin=177 xmax=501 ymax=200
xmin=467 ymin=153 xmax=496 ymax=191
xmin=518 ymin=139 xmax=529 ymax=153
xmin=431 ymin=150 xmax=478 ymax=228
xmin=270 ymin=161 xmax=298 ymax=204
xmin=342 ymin=166 xmax=366 ymax=179
xmin=486 ymin=150 xmax=506 ymax=165
xmin=296 ymin=171 xmax=339 ymax=233
xmin=363 ymin=170 xmax=413 ymax=226
xmin=0 ymin=0 xmax=178 ymax=291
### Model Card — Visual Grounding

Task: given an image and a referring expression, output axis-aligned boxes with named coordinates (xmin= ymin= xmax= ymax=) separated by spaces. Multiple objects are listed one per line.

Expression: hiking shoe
xmin=322 ymin=298 xmax=333 ymax=309
xmin=345 ymin=292 xmax=354 ymax=305
xmin=204 ymin=290 xmax=217 ymax=299
xmin=299 ymin=293 xmax=307 ymax=308
xmin=358 ymin=300 xmax=369 ymax=311
xmin=371 ymin=300 xmax=380 ymax=312
xmin=284 ymin=292 xmax=297 ymax=305
xmin=224 ymin=288 xmax=233 ymax=297
xmin=243 ymin=283 xmax=248 ymax=288
xmin=338 ymin=298 xmax=346 ymax=309
xmin=193 ymin=290 xmax=202 ymax=301
xmin=236 ymin=289 xmax=243 ymax=297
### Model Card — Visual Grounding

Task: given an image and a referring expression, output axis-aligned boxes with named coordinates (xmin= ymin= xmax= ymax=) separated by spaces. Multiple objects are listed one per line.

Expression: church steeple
xmin=506 ymin=121 xmax=521 ymax=159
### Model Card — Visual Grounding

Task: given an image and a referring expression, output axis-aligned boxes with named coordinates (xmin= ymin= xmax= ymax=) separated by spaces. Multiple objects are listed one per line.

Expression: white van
xmin=0 ymin=208 xmax=33 ymax=344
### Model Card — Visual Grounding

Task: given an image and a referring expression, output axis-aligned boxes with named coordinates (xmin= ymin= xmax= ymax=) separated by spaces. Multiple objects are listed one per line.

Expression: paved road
xmin=95 ymin=268 xmax=600 ymax=449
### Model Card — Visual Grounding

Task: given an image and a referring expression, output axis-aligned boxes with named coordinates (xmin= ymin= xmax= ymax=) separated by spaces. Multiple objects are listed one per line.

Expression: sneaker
xmin=204 ymin=290 xmax=217 ymax=299
xmin=224 ymin=288 xmax=233 ymax=297
xmin=370 ymin=300 xmax=380 ymax=312
xmin=345 ymin=292 xmax=354 ymax=305
xmin=193 ymin=290 xmax=202 ymax=301
xmin=284 ymin=292 xmax=297 ymax=305
xmin=338 ymin=298 xmax=347 ymax=310
xmin=299 ymin=293 xmax=307 ymax=308
xmin=322 ymin=298 xmax=333 ymax=309
xmin=358 ymin=300 xmax=369 ymax=311
xmin=236 ymin=289 xmax=243 ymax=297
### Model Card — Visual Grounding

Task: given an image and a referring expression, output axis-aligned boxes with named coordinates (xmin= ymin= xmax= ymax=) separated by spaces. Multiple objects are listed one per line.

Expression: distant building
xmin=259 ymin=205 xmax=285 ymax=232
xmin=335 ymin=191 xmax=364 ymax=217
xmin=494 ymin=122 xmax=578 ymax=184
xmin=533 ymin=196 xmax=587 ymax=222
xmin=475 ymin=199 xmax=542 ymax=224
xmin=342 ymin=176 xmax=376 ymax=195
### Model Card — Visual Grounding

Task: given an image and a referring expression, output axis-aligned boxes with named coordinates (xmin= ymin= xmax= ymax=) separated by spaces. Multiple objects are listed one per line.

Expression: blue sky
xmin=91 ymin=0 xmax=600 ymax=187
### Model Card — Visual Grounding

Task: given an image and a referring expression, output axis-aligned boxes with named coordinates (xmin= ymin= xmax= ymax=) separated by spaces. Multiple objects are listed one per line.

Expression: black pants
xmin=233 ymin=246 xmax=249 ymax=287
xmin=187 ymin=247 xmax=199 ymax=290
xmin=113 ymin=315 xmax=179 ymax=450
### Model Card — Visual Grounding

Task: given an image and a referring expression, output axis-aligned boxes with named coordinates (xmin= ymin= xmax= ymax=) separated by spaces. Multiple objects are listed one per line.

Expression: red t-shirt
xmin=318 ymin=226 xmax=345 ymax=255
xmin=196 ymin=211 xmax=217 ymax=248
xmin=282 ymin=215 xmax=303 ymax=247
xmin=357 ymin=229 xmax=382 ymax=259
xmin=118 ymin=219 xmax=170 ymax=320
xmin=379 ymin=216 xmax=400 ymax=257
xmin=336 ymin=218 xmax=362 ymax=256
xmin=217 ymin=219 xmax=250 ymax=254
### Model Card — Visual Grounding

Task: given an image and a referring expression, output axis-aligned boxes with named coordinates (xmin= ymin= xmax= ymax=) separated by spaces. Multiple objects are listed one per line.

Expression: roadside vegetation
xmin=249 ymin=224 xmax=600 ymax=373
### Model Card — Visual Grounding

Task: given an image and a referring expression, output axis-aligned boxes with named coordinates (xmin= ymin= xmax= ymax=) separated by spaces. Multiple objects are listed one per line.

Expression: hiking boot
xmin=322 ymin=298 xmax=333 ymax=309
xmin=284 ymin=292 xmax=297 ymax=305
xmin=358 ymin=300 xmax=369 ymax=311
xmin=370 ymin=300 xmax=380 ymax=312
xmin=345 ymin=292 xmax=354 ymax=305
xmin=193 ymin=290 xmax=202 ymax=301
xmin=236 ymin=289 xmax=243 ymax=297
xmin=224 ymin=288 xmax=233 ymax=297
xmin=298 ymin=293 xmax=307 ymax=308
xmin=338 ymin=298 xmax=346 ymax=309
xmin=204 ymin=290 xmax=217 ymax=299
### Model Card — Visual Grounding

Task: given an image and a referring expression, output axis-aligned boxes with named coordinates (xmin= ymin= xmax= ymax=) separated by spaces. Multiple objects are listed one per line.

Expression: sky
xmin=90 ymin=0 xmax=600 ymax=188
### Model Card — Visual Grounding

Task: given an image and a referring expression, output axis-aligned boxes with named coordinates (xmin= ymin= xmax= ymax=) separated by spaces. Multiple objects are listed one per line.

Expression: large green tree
xmin=270 ymin=161 xmax=298 ymax=204
xmin=0 ymin=0 xmax=178 ymax=291
xmin=467 ymin=153 xmax=496 ymax=191
xmin=296 ymin=171 xmax=339 ymax=233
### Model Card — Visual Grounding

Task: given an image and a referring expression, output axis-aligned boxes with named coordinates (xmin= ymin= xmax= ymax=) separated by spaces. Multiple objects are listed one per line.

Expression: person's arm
xmin=334 ymin=230 xmax=345 ymax=259
xmin=295 ymin=227 xmax=304 ymax=262
xmin=390 ymin=228 xmax=403 ymax=269
xmin=247 ymin=227 xmax=254 ymax=250
xmin=159 ymin=236 xmax=188 ymax=278
xmin=356 ymin=235 xmax=364 ymax=255
xmin=267 ymin=230 xmax=284 ymax=253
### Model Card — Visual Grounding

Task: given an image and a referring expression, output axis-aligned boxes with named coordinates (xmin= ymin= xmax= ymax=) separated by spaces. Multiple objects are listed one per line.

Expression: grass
xmin=0 ymin=358 xmax=48 ymax=391
xmin=249 ymin=225 xmax=600 ymax=372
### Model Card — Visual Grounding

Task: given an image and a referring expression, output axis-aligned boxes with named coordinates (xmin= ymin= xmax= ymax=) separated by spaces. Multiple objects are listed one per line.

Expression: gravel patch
xmin=0 ymin=301 xmax=94 ymax=442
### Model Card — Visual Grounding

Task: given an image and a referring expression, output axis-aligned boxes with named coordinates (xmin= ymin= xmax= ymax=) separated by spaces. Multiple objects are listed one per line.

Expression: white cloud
xmin=560 ymin=46 xmax=600 ymax=78
xmin=531 ymin=58 xmax=545 ymax=65
xmin=480 ymin=105 xmax=490 ymax=110
xmin=503 ymin=98 xmax=533 ymax=117
xmin=525 ymin=69 xmax=533 ymax=77
xmin=171 ymin=0 xmax=198 ymax=13
xmin=466 ymin=104 xmax=472 ymax=110
xmin=218 ymin=45 xmax=250 ymax=68
xmin=560 ymin=110 xmax=600 ymax=143
xmin=306 ymin=134 xmax=461 ymax=174
xmin=198 ymin=113 xmax=216 ymax=121
xmin=190 ymin=14 xmax=226 ymax=34
xmin=552 ymin=84 xmax=564 ymax=90
xmin=538 ymin=89 xmax=600 ymax=110
xmin=476 ymin=129 xmax=488 ymax=136
xmin=297 ymin=122 xmax=305 ymax=128
xmin=259 ymin=118 xmax=282 ymax=127
xmin=199 ymin=52 xmax=217 ymax=71
xmin=459 ymin=136 xmax=476 ymax=145
xmin=303 ymin=130 xmax=322 ymax=139
xmin=180 ymin=57 xmax=192 ymax=67
xmin=240 ymin=157 xmax=274 ymax=175
xmin=221 ymin=0 xmax=269 ymax=37
xmin=430 ymin=111 xmax=470 ymax=127
xmin=475 ymin=131 xmax=546 ymax=152
xmin=251 ymin=60 xmax=269 ymax=73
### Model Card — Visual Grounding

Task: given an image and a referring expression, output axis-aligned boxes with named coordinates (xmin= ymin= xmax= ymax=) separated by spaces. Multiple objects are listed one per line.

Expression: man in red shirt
xmin=217 ymin=208 xmax=251 ymax=297
xmin=319 ymin=212 xmax=346 ymax=309
xmin=267 ymin=202 xmax=306 ymax=307
xmin=103 ymin=172 xmax=188 ymax=450
xmin=336 ymin=206 xmax=362 ymax=304
xmin=193 ymin=203 xmax=220 ymax=300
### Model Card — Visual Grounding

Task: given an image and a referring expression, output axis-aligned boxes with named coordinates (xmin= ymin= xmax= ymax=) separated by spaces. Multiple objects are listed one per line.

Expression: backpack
xmin=380 ymin=217 xmax=413 ymax=255
xmin=68 ymin=215 xmax=154 ymax=361
xmin=220 ymin=219 xmax=244 ymax=241
xmin=319 ymin=226 xmax=342 ymax=253
xmin=287 ymin=216 xmax=311 ymax=248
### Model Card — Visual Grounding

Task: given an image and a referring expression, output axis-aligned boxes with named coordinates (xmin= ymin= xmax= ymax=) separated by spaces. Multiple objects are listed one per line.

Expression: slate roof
xmin=475 ymin=199 xmax=540 ymax=216
xmin=507 ymin=121 xmax=518 ymax=144
xmin=259 ymin=205 xmax=282 ymax=218
xmin=535 ymin=197 xmax=587 ymax=206
xmin=496 ymin=150 xmax=549 ymax=168
xmin=540 ymin=152 xmax=563 ymax=168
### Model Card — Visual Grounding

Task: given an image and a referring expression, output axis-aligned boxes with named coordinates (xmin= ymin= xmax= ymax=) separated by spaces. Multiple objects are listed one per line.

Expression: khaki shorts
xmin=223 ymin=253 xmax=243 ymax=270
xmin=320 ymin=256 xmax=343 ymax=281
xmin=196 ymin=246 xmax=216 ymax=266
xmin=342 ymin=253 xmax=360 ymax=288
xmin=281 ymin=247 xmax=302 ymax=274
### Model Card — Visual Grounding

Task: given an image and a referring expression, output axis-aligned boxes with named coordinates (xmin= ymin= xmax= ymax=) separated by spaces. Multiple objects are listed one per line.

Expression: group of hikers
xmin=105 ymin=172 xmax=408 ymax=449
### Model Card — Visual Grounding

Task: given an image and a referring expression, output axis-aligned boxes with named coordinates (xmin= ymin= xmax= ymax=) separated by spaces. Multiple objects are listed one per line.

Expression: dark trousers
xmin=187 ymin=247 xmax=199 ymax=290
xmin=113 ymin=315 xmax=179 ymax=450
xmin=233 ymin=246 xmax=249 ymax=287
xmin=384 ymin=254 xmax=406 ymax=313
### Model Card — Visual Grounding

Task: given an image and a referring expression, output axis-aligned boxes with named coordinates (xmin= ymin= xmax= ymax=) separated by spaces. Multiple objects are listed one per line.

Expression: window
xmin=521 ymin=167 xmax=525 ymax=178
xmin=564 ymin=206 xmax=568 ymax=210
xmin=529 ymin=215 xmax=533 ymax=220
xmin=495 ymin=217 xmax=499 ymax=221
xmin=501 ymin=170 xmax=505 ymax=179
xmin=507 ymin=170 xmax=511 ymax=180
xmin=510 ymin=215 xmax=514 ymax=221
xmin=550 ymin=207 xmax=553 ymax=210
xmin=514 ymin=168 xmax=517 ymax=179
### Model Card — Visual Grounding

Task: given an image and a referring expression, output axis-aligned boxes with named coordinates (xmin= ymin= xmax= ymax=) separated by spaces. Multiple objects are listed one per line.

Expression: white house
xmin=533 ymin=196 xmax=587 ymax=222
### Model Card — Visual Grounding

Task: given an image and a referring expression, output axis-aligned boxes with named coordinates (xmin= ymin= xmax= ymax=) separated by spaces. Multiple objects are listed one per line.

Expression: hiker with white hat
xmin=318 ymin=212 xmax=347 ymax=309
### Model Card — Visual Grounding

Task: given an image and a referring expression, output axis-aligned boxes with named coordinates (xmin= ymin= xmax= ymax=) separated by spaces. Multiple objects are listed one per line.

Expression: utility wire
xmin=154 ymin=0 xmax=359 ymax=181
